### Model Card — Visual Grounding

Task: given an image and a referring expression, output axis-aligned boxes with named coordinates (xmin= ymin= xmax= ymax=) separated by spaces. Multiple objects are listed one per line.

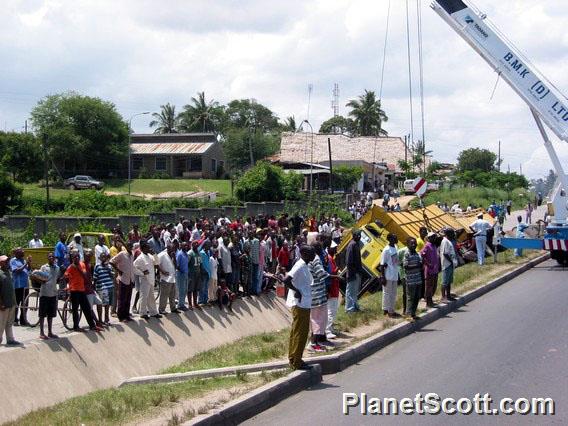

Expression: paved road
xmin=245 ymin=259 xmax=568 ymax=425
xmin=503 ymin=204 xmax=547 ymax=231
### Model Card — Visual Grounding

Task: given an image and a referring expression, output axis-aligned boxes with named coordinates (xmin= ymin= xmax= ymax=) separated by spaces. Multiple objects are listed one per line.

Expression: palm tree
xmin=282 ymin=116 xmax=296 ymax=131
xmin=413 ymin=140 xmax=433 ymax=173
xmin=346 ymin=90 xmax=388 ymax=136
xmin=178 ymin=92 xmax=223 ymax=133
xmin=149 ymin=103 xmax=178 ymax=134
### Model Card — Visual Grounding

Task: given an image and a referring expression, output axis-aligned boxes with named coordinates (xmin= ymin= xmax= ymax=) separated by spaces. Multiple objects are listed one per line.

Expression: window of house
xmin=211 ymin=158 xmax=217 ymax=173
xmin=188 ymin=156 xmax=202 ymax=171
xmin=155 ymin=157 xmax=167 ymax=171
xmin=132 ymin=157 xmax=143 ymax=170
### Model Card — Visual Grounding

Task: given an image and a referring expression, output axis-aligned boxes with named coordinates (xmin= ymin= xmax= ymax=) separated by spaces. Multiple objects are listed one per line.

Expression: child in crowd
xmin=93 ymin=252 xmax=115 ymax=325
xmin=217 ymin=279 xmax=236 ymax=312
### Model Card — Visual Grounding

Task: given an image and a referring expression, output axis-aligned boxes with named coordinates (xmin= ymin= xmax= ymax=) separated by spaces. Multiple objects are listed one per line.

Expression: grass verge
xmin=164 ymin=250 xmax=545 ymax=374
xmin=9 ymin=371 xmax=285 ymax=426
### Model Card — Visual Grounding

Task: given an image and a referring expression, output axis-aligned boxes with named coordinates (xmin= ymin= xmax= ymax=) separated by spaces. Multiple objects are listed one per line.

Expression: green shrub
xmin=234 ymin=162 xmax=302 ymax=202
xmin=0 ymin=176 xmax=23 ymax=216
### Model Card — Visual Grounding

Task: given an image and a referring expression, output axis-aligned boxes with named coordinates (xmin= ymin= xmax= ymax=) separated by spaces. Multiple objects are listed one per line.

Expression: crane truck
xmin=432 ymin=0 xmax=568 ymax=265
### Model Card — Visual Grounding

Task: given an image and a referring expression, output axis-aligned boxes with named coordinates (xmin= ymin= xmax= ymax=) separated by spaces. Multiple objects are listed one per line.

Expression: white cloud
xmin=1 ymin=0 xmax=567 ymax=178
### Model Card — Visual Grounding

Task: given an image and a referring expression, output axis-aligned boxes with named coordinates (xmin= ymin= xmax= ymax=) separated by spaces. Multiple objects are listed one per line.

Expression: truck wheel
xmin=68 ymin=184 xmax=76 ymax=190
xmin=91 ymin=184 xmax=97 ymax=190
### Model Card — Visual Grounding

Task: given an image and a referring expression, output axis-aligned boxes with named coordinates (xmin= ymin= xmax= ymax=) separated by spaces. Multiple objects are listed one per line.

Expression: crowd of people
xmin=0 ymin=213 xmax=349 ymax=349
xmin=0 ymin=205 xmax=513 ymax=371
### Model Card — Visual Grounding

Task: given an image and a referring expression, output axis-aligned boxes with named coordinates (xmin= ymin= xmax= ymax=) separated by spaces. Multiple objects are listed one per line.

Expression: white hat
xmin=74 ymin=233 xmax=82 ymax=238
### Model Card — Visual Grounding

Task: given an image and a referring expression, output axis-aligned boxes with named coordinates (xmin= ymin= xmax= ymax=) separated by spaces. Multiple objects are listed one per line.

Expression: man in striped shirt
xmin=93 ymin=252 xmax=114 ymax=325
xmin=308 ymin=242 xmax=340 ymax=352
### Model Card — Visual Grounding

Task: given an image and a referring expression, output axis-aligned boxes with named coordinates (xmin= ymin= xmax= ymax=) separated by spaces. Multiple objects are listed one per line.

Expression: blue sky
xmin=1 ymin=0 xmax=567 ymax=178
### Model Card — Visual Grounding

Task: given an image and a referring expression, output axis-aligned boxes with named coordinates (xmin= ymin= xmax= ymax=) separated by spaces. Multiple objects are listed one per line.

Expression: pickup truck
xmin=23 ymin=232 xmax=114 ymax=270
xmin=63 ymin=175 xmax=104 ymax=190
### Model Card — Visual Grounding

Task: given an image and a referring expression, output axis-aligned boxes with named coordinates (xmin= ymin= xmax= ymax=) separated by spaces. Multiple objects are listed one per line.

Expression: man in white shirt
xmin=133 ymin=240 xmax=161 ymax=319
xmin=67 ymin=233 xmax=84 ymax=261
xmin=28 ymin=234 xmax=44 ymax=249
xmin=281 ymin=245 xmax=315 ymax=371
xmin=218 ymin=237 xmax=232 ymax=284
xmin=469 ymin=213 xmax=492 ymax=265
xmin=94 ymin=234 xmax=110 ymax=266
xmin=157 ymin=244 xmax=179 ymax=314
xmin=439 ymin=228 xmax=458 ymax=302
xmin=379 ymin=233 xmax=400 ymax=318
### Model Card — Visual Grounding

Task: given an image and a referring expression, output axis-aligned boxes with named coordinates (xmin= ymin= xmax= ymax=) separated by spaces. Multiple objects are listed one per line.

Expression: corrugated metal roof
xmin=131 ymin=142 xmax=214 ymax=155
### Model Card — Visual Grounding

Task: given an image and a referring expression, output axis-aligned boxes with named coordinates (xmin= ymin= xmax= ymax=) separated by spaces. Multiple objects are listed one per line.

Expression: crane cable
xmin=416 ymin=0 xmax=426 ymax=173
xmin=378 ymin=0 xmax=391 ymax=101
xmin=405 ymin=0 xmax=415 ymax=162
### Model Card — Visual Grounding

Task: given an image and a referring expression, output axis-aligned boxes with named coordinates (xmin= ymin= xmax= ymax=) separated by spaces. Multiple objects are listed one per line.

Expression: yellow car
xmin=23 ymin=232 xmax=114 ymax=269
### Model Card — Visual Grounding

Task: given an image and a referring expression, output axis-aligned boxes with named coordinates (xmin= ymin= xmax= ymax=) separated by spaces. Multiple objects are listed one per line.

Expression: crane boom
xmin=431 ymin=0 xmax=568 ymax=226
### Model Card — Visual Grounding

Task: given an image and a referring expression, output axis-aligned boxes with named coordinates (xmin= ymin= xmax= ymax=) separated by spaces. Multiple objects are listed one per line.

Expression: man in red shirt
xmin=326 ymin=242 xmax=340 ymax=339
xmin=64 ymin=252 xmax=102 ymax=332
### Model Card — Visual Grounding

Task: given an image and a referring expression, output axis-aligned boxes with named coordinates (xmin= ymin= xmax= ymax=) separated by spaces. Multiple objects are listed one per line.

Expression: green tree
xmin=235 ymin=162 xmax=301 ymax=202
xmin=0 ymin=175 xmax=22 ymax=216
xmin=178 ymin=92 xmax=223 ymax=133
xmin=222 ymin=128 xmax=279 ymax=170
xmin=332 ymin=165 xmax=363 ymax=192
xmin=318 ymin=115 xmax=356 ymax=135
xmin=0 ymin=132 xmax=43 ymax=182
xmin=346 ymin=90 xmax=388 ymax=136
xmin=149 ymin=103 xmax=178 ymax=134
xmin=457 ymin=148 xmax=496 ymax=172
xmin=223 ymin=99 xmax=280 ymax=132
xmin=281 ymin=116 xmax=297 ymax=132
xmin=30 ymin=92 xmax=129 ymax=177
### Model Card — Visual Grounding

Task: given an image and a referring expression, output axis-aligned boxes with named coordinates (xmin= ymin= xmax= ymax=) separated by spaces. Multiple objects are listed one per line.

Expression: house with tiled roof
xmin=276 ymin=132 xmax=430 ymax=191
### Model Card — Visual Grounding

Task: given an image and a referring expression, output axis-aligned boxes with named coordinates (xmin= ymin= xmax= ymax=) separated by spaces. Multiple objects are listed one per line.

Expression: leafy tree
xmin=30 ymin=92 xmax=129 ymax=177
xmin=149 ymin=103 xmax=178 ymax=134
xmin=0 ymin=175 xmax=22 ymax=216
xmin=457 ymin=170 xmax=528 ymax=189
xmin=426 ymin=161 xmax=444 ymax=175
xmin=457 ymin=148 xmax=496 ymax=172
xmin=235 ymin=161 xmax=301 ymax=202
xmin=222 ymin=99 xmax=280 ymax=132
xmin=318 ymin=115 xmax=356 ymax=135
xmin=222 ymin=128 xmax=279 ymax=170
xmin=281 ymin=116 xmax=297 ymax=132
xmin=346 ymin=90 xmax=388 ymax=136
xmin=0 ymin=132 xmax=43 ymax=182
xmin=178 ymin=92 xmax=223 ymax=133
xmin=332 ymin=165 xmax=364 ymax=192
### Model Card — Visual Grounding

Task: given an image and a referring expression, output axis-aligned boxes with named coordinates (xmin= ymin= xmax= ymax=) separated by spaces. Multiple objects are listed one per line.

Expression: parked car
xmin=63 ymin=175 xmax=104 ymax=190
xmin=403 ymin=179 xmax=416 ymax=195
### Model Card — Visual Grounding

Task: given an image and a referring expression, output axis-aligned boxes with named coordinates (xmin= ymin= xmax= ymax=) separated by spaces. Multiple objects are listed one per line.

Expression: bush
xmin=234 ymin=162 xmax=302 ymax=202
xmin=0 ymin=176 xmax=23 ymax=216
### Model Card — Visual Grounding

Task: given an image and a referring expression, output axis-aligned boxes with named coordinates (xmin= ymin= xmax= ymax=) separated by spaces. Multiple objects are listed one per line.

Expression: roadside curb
xmin=186 ymin=364 xmax=322 ymax=425
xmin=123 ymin=253 xmax=550 ymax=387
xmin=175 ymin=253 xmax=549 ymax=424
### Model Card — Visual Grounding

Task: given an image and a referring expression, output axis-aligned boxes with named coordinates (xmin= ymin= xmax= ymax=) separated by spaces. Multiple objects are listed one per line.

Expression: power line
xmin=405 ymin=0 xmax=415 ymax=148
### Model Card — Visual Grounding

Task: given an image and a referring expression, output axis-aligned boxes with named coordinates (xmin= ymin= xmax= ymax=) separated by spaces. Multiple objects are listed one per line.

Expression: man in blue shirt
xmin=198 ymin=240 xmax=212 ymax=304
xmin=54 ymin=232 xmax=69 ymax=268
xmin=9 ymin=248 xmax=31 ymax=326
xmin=175 ymin=242 xmax=189 ymax=311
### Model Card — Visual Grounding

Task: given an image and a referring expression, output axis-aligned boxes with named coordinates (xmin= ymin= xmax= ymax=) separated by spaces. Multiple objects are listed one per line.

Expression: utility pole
xmin=520 ymin=163 xmax=523 ymax=176
xmin=498 ymin=140 xmax=501 ymax=172
xmin=404 ymin=135 xmax=408 ymax=165
xmin=24 ymin=120 xmax=28 ymax=134
xmin=43 ymin=134 xmax=50 ymax=213
xmin=327 ymin=137 xmax=333 ymax=194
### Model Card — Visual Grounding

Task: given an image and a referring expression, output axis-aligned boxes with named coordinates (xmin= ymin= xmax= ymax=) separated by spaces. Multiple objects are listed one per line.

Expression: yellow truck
xmin=23 ymin=232 xmax=114 ymax=269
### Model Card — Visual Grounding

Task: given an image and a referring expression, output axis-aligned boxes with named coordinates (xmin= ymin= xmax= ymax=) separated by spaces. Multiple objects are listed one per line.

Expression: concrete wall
xmin=0 ymin=295 xmax=291 ymax=423
xmin=2 ymin=201 xmax=293 ymax=235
